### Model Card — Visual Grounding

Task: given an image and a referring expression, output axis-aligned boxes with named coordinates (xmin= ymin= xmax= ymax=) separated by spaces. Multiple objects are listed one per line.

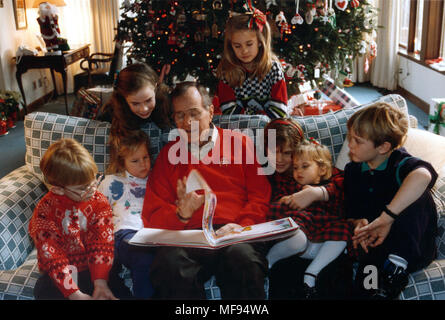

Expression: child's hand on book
xmin=215 ymin=223 xmax=243 ymax=238
xmin=176 ymin=177 xmax=205 ymax=220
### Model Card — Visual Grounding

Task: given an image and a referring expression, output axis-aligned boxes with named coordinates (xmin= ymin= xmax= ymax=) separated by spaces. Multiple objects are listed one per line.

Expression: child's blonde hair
xmin=40 ymin=138 xmax=98 ymax=187
xmin=264 ymin=118 xmax=305 ymax=153
xmin=107 ymin=130 xmax=151 ymax=175
xmin=347 ymin=102 xmax=408 ymax=149
xmin=294 ymin=139 xmax=333 ymax=181
xmin=217 ymin=13 xmax=277 ymax=88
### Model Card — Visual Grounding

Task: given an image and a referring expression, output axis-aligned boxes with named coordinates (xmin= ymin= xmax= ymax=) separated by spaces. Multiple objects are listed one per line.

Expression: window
xmin=414 ymin=0 xmax=424 ymax=55
xmin=398 ymin=0 xmax=444 ymax=63
xmin=442 ymin=7 xmax=445 ymax=57
xmin=399 ymin=0 xmax=411 ymax=49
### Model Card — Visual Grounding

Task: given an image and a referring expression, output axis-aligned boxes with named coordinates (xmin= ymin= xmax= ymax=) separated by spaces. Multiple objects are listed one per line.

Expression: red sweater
xmin=29 ymin=191 xmax=114 ymax=298
xmin=142 ymin=127 xmax=271 ymax=230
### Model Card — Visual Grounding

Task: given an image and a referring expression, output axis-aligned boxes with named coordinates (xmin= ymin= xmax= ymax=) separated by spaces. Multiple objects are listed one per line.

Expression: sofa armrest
xmin=0 ymin=166 xmax=47 ymax=270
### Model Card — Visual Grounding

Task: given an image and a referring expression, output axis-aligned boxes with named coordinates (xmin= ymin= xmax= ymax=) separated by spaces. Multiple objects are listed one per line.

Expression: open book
xmin=129 ymin=170 xmax=299 ymax=249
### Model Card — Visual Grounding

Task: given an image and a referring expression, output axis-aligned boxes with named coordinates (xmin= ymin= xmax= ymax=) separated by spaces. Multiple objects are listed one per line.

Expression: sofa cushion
xmin=291 ymin=106 xmax=361 ymax=163
xmin=0 ymin=166 xmax=46 ymax=270
xmin=24 ymin=112 xmax=111 ymax=182
xmin=400 ymin=258 xmax=445 ymax=300
xmin=0 ymin=249 xmax=40 ymax=300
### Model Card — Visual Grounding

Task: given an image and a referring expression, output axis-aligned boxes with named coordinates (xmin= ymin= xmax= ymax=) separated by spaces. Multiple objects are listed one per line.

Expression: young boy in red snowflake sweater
xmin=29 ymin=138 xmax=121 ymax=300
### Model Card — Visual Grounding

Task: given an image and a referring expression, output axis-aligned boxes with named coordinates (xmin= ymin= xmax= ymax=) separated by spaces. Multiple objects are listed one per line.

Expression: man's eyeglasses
xmin=173 ymin=108 xmax=204 ymax=122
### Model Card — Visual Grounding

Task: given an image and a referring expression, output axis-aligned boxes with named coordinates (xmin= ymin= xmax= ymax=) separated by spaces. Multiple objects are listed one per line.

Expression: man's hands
xmin=176 ymin=177 xmax=205 ymax=222
xmin=215 ymin=223 xmax=243 ymax=238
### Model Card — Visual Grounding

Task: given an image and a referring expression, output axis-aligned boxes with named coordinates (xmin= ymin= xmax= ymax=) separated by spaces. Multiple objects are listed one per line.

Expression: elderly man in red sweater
xmin=141 ymin=81 xmax=271 ymax=299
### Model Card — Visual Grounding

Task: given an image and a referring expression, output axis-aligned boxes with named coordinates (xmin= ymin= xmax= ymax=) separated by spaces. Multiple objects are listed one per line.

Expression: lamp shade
xmin=32 ymin=0 xmax=66 ymax=8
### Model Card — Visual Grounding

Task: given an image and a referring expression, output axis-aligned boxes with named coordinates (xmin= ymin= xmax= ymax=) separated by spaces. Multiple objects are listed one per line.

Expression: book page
xmin=129 ymin=228 xmax=208 ymax=247
xmin=186 ymin=170 xmax=218 ymax=246
xmin=215 ymin=217 xmax=299 ymax=245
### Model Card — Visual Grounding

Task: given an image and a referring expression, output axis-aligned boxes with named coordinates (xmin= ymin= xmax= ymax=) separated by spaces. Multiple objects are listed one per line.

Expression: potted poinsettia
xmin=0 ymin=91 xmax=21 ymax=134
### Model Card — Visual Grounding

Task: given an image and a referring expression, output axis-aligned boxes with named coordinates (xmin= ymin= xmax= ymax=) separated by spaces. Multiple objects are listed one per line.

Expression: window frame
xmin=398 ymin=0 xmax=445 ymax=75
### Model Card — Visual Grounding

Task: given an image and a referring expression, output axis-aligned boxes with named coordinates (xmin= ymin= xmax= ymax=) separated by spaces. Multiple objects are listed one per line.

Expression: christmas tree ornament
xmin=304 ymin=3 xmax=316 ymax=25
xmin=305 ymin=10 xmax=314 ymax=25
xmin=177 ymin=13 xmax=186 ymax=28
xmin=275 ymin=11 xmax=291 ymax=37
xmin=204 ymin=25 xmax=211 ymax=37
xmin=350 ymin=0 xmax=360 ymax=8
xmin=359 ymin=40 xmax=367 ymax=54
xmin=291 ymin=0 xmax=304 ymax=25
xmin=122 ymin=0 xmax=131 ymax=10
xmin=266 ymin=0 xmax=278 ymax=9
xmin=335 ymin=0 xmax=348 ymax=11
xmin=212 ymin=23 xmax=219 ymax=38
xmin=213 ymin=0 xmax=223 ymax=10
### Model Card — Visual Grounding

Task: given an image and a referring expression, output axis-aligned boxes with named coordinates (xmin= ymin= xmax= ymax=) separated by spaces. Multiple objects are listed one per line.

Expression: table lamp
xmin=32 ymin=0 xmax=67 ymax=54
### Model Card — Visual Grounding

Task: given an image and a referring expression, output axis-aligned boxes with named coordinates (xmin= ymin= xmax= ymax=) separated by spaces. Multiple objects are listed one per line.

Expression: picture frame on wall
xmin=13 ymin=0 xmax=28 ymax=30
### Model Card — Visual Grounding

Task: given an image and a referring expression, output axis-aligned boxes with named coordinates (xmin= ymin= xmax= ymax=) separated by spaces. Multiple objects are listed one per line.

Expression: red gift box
xmin=291 ymin=100 xmax=342 ymax=116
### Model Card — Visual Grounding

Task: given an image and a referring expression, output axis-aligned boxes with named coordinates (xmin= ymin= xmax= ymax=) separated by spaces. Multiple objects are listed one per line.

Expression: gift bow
xmin=243 ymin=0 xmax=267 ymax=32
xmin=429 ymin=102 xmax=445 ymax=135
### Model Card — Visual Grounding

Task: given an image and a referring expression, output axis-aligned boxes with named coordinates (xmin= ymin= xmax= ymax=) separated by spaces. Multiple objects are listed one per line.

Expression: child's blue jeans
xmin=115 ymin=229 xmax=155 ymax=299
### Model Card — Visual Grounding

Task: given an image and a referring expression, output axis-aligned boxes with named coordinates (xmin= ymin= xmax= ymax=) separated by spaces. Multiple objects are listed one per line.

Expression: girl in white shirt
xmin=99 ymin=130 xmax=153 ymax=299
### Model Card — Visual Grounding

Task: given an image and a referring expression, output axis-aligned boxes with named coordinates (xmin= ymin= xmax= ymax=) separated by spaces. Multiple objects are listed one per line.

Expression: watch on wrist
xmin=176 ymin=206 xmax=190 ymax=222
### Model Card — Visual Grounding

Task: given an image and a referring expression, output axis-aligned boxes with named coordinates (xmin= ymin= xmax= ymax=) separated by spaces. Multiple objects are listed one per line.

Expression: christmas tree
xmin=118 ymin=0 xmax=378 ymax=95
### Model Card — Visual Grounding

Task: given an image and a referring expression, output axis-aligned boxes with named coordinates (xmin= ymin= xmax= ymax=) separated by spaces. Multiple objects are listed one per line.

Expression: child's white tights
xmin=266 ymin=229 xmax=307 ymax=268
xmin=267 ymin=231 xmax=346 ymax=288
xmin=301 ymin=240 xmax=346 ymax=287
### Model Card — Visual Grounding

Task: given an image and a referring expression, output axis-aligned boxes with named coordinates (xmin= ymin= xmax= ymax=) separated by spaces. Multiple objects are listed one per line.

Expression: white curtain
xmin=369 ymin=0 xmax=400 ymax=90
xmin=55 ymin=0 xmax=119 ymax=93
xmin=90 ymin=0 xmax=120 ymax=54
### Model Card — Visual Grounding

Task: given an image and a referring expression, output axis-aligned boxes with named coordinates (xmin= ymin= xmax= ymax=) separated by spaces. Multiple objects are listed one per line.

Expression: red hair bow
xmin=309 ymin=137 xmax=320 ymax=146
xmin=244 ymin=0 xmax=267 ymax=32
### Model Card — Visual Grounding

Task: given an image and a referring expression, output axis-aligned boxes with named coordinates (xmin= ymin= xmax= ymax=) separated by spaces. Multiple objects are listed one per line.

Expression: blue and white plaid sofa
xmin=1 ymin=94 xmax=444 ymax=300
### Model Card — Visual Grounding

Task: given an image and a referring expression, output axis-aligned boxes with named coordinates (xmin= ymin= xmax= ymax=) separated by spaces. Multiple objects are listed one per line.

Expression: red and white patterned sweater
xmin=28 ymin=191 xmax=114 ymax=297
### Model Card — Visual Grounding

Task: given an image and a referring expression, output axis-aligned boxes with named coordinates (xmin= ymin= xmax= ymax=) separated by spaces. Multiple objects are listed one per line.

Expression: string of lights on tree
xmin=118 ymin=0 xmax=378 ymax=95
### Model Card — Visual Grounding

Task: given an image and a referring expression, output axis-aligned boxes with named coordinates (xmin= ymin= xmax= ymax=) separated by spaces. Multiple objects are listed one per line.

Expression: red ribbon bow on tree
xmin=243 ymin=0 xmax=267 ymax=32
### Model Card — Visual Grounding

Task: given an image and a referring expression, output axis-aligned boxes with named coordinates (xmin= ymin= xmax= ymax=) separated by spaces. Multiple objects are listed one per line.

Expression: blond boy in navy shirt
xmin=344 ymin=103 xmax=438 ymax=299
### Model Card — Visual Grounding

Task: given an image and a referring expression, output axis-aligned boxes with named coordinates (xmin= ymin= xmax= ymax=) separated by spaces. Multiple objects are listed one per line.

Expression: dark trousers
xmin=149 ymin=242 xmax=268 ymax=299
xmin=114 ymin=229 xmax=155 ymax=299
xmin=33 ymin=265 xmax=132 ymax=300
xmin=356 ymin=200 xmax=437 ymax=273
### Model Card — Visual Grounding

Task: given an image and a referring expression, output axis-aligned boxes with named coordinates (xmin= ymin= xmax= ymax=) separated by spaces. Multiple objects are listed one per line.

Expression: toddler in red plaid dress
xmin=266 ymin=137 xmax=351 ymax=298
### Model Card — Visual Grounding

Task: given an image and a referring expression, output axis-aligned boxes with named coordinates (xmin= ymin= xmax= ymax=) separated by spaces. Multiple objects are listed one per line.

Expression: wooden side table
xmin=15 ymin=44 xmax=90 ymax=115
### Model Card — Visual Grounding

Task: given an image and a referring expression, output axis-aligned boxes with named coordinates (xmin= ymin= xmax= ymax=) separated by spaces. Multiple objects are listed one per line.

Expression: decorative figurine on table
xmin=37 ymin=2 xmax=69 ymax=55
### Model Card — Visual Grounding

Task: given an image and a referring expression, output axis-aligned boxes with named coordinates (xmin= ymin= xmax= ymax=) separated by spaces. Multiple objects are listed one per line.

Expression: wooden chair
xmin=74 ymin=40 xmax=123 ymax=92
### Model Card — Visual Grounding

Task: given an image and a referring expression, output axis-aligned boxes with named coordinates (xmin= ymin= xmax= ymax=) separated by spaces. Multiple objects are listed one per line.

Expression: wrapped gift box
xmin=320 ymin=77 xmax=360 ymax=109
xmin=428 ymin=98 xmax=445 ymax=136
xmin=86 ymin=86 xmax=113 ymax=106
xmin=290 ymin=100 xmax=342 ymax=116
